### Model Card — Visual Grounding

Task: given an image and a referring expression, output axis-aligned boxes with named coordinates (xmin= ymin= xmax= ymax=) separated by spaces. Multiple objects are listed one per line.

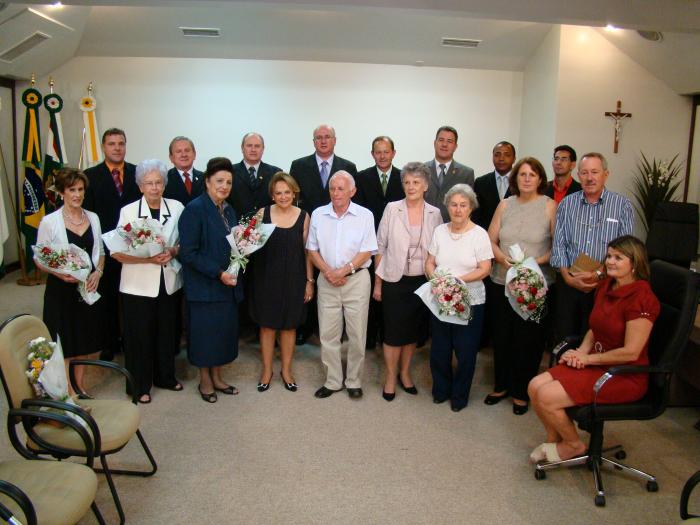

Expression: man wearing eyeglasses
xmin=424 ymin=125 xmax=475 ymax=221
xmin=551 ymin=152 xmax=633 ymax=340
xmin=546 ymin=145 xmax=582 ymax=205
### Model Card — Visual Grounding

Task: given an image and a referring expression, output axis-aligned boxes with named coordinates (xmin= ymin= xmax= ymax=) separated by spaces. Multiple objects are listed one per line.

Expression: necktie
xmin=111 ymin=168 xmax=123 ymax=196
xmin=248 ymin=166 xmax=257 ymax=187
xmin=438 ymin=164 xmax=446 ymax=188
xmin=498 ymin=175 xmax=507 ymax=200
xmin=183 ymin=171 xmax=192 ymax=195
xmin=380 ymin=172 xmax=388 ymax=195
xmin=320 ymin=161 xmax=329 ymax=187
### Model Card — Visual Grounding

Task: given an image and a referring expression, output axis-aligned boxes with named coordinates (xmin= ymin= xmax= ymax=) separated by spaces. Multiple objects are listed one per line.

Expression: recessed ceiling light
xmin=50 ymin=1 xmax=63 ymax=7
xmin=637 ymin=30 xmax=664 ymax=42
xmin=605 ymin=24 xmax=619 ymax=32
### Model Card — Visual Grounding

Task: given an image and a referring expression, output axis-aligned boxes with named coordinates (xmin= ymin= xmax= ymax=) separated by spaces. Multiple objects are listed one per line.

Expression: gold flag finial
xmin=87 ymin=82 xmax=93 ymax=96
xmin=49 ymin=76 xmax=55 ymax=94
xmin=30 ymin=73 xmax=36 ymax=87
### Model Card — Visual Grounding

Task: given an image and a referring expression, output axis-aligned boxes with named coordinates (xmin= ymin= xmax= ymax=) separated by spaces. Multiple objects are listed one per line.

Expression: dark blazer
xmin=227 ymin=160 xmax=282 ymax=218
xmin=163 ymin=167 xmax=204 ymax=205
xmin=545 ymin=177 xmax=582 ymax=202
xmin=473 ymin=171 xmax=511 ymax=230
xmin=424 ymin=159 xmax=475 ymax=221
xmin=178 ymin=194 xmax=242 ymax=303
xmin=83 ymin=161 xmax=140 ymax=232
xmin=354 ymin=165 xmax=405 ymax=231
xmin=289 ymin=153 xmax=357 ymax=215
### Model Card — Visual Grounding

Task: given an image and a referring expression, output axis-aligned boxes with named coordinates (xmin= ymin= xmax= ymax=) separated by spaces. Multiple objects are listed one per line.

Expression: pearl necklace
xmin=448 ymin=222 xmax=468 ymax=241
xmin=63 ymin=208 xmax=86 ymax=226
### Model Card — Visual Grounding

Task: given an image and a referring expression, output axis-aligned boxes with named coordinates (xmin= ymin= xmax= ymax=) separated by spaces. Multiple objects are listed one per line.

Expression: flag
xmin=20 ymin=87 xmax=45 ymax=272
xmin=80 ymin=94 xmax=101 ymax=167
xmin=42 ymin=92 xmax=67 ymax=211
xmin=0 ymin=166 xmax=9 ymax=271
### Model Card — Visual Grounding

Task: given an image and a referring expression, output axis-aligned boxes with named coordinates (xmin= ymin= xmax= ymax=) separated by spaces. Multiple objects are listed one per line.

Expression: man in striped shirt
xmin=550 ymin=152 xmax=634 ymax=340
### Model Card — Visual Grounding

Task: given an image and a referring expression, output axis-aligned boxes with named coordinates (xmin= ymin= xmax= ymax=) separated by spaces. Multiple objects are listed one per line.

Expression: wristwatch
xmin=348 ymin=261 xmax=356 ymax=275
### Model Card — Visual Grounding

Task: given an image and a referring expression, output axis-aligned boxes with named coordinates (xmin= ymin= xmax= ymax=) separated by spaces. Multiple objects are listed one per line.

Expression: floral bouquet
xmin=225 ymin=214 xmax=276 ymax=277
xmin=102 ymin=218 xmax=165 ymax=258
xmin=504 ymin=244 xmax=548 ymax=323
xmin=25 ymin=336 xmax=85 ymax=427
xmin=32 ymin=243 xmax=101 ymax=305
xmin=414 ymin=268 xmax=472 ymax=325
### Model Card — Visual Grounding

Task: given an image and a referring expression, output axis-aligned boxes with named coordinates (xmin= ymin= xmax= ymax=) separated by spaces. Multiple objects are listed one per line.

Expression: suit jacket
xmin=473 ymin=171 xmax=511 ymax=230
xmin=375 ymin=199 xmax=443 ymax=282
xmin=178 ymin=194 xmax=242 ymax=303
xmin=424 ymin=159 xmax=475 ymax=221
xmin=83 ymin=161 xmax=140 ymax=233
xmin=289 ymin=153 xmax=357 ymax=215
xmin=228 ymin=160 xmax=282 ymax=218
xmin=545 ymin=177 xmax=582 ymax=202
xmin=354 ymin=165 xmax=405 ymax=231
xmin=116 ymin=197 xmax=184 ymax=297
xmin=163 ymin=167 xmax=204 ymax=205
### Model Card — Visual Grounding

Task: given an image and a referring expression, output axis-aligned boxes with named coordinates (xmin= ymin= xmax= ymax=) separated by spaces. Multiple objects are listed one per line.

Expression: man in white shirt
xmin=307 ymin=171 xmax=378 ymax=399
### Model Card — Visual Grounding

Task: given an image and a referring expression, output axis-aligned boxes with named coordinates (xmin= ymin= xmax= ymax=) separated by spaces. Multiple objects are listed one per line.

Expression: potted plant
xmin=630 ymin=153 xmax=684 ymax=233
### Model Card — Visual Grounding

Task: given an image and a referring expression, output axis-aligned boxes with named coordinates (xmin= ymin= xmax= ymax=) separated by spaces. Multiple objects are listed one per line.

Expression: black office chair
xmin=646 ymin=201 xmax=699 ymax=268
xmin=534 ymin=260 xmax=700 ymax=507
xmin=681 ymin=470 xmax=700 ymax=521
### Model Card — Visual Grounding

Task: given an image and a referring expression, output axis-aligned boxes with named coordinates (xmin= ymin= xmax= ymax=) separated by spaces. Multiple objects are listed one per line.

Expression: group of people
xmin=34 ymin=123 xmax=661 ymax=464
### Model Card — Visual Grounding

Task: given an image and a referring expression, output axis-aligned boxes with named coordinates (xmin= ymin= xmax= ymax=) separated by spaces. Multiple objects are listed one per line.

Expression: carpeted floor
xmin=0 ymin=269 xmax=699 ymax=524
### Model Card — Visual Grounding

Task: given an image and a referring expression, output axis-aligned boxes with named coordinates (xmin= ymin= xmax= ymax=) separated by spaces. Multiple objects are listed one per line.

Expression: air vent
xmin=441 ymin=37 xmax=481 ymax=49
xmin=637 ymin=30 xmax=664 ymax=42
xmin=0 ymin=32 xmax=50 ymax=62
xmin=180 ymin=27 xmax=220 ymax=38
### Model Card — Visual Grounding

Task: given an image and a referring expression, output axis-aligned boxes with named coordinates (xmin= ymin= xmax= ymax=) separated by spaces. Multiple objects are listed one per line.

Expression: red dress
xmin=549 ymin=278 xmax=660 ymax=405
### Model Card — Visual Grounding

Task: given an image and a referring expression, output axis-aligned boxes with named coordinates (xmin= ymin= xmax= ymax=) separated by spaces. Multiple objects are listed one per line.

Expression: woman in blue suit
xmin=178 ymin=157 xmax=241 ymax=403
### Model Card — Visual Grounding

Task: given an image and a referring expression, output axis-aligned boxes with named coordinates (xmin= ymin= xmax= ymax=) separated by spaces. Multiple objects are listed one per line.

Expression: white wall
xmin=519 ymin=26 xmax=560 ymax=175
xmin=19 ymin=57 xmax=523 ymax=178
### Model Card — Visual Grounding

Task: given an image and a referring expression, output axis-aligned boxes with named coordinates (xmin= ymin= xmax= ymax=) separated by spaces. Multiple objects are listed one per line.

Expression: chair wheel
xmin=595 ymin=495 xmax=606 ymax=507
xmin=647 ymin=480 xmax=658 ymax=492
xmin=534 ymin=469 xmax=546 ymax=480
xmin=614 ymin=450 xmax=626 ymax=460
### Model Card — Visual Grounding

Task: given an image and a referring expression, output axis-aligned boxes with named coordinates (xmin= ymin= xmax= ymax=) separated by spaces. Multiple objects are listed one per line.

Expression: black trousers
xmin=121 ymin=283 xmax=180 ymax=396
xmin=97 ymin=256 xmax=123 ymax=354
xmin=553 ymin=276 xmax=595 ymax=342
xmin=491 ymin=284 xmax=547 ymax=401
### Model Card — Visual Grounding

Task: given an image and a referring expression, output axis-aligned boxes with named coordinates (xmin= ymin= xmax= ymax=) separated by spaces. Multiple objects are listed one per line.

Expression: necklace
xmin=448 ymin=222 xmax=468 ymax=241
xmin=406 ymin=203 xmax=425 ymax=265
xmin=62 ymin=208 xmax=86 ymax=226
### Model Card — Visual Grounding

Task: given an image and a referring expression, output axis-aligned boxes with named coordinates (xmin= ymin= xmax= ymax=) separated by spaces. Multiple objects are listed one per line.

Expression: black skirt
xmin=381 ymin=275 xmax=428 ymax=347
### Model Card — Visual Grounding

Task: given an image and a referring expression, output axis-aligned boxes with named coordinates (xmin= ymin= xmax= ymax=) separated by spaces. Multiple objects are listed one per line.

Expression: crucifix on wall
xmin=605 ymin=100 xmax=632 ymax=154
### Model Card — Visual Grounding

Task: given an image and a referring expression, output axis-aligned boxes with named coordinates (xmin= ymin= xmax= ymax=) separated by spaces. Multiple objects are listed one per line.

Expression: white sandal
xmin=541 ymin=442 xmax=562 ymax=463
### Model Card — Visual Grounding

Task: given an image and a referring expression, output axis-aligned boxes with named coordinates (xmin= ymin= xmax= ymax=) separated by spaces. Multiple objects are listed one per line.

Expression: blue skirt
xmin=187 ymin=300 xmax=239 ymax=368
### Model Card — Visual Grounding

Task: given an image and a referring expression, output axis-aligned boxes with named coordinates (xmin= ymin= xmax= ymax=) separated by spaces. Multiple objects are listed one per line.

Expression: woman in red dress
xmin=527 ymin=235 xmax=660 ymax=463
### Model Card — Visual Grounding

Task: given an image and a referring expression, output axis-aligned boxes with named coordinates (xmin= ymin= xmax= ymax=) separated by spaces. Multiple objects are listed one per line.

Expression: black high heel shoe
xmin=257 ymin=373 xmax=273 ymax=392
xmin=398 ymin=375 xmax=418 ymax=395
xmin=281 ymin=373 xmax=298 ymax=392
xmin=382 ymin=390 xmax=395 ymax=402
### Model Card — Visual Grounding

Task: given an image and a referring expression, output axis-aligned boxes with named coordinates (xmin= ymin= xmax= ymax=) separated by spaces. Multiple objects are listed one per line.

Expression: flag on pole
xmin=43 ymin=92 xmax=67 ymax=211
xmin=80 ymin=94 xmax=101 ymax=167
xmin=20 ymin=87 xmax=45 ymax=272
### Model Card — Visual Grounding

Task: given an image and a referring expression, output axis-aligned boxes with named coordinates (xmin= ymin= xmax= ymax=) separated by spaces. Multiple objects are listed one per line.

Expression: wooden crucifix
xmin=605 ymin=100 xmax=632 ymax=154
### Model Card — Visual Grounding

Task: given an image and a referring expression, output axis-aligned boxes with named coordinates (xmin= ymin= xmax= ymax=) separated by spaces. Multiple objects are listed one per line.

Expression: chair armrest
xmin=18 ymin=400 xmax=101 ymax=459
xmin=69 ymin=359 xmax=137 ymax=404
xmin=592 ymin=364 xmax=673 ymax=409
xmin=681 ymin=470 xmax=700 ymax=519
xmin=0 ymin=480 xmax=37 ymax=525
xmin=549 ymin=336 xmax=583 ymax=367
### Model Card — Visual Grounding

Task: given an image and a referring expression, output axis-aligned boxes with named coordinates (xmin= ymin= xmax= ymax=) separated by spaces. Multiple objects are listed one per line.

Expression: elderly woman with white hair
xmin=111 ymin=158 xmax=185 ymax=403
xmin=425 ymin=184 xmax=493 ymax=412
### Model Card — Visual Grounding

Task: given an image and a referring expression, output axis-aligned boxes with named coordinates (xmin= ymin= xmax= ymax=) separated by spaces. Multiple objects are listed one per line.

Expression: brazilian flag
xmin=20 ymin=87 xmax=45 ymax=273
xmin=42 ymin=92 xmax=67 ymax=211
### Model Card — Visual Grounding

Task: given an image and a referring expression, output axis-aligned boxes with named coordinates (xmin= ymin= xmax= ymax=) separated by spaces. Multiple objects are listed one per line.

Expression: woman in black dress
xmin=250 ymin=172 xmax=313 ymax=392
xmin=35 ymin=168 xmax=104 ymax=397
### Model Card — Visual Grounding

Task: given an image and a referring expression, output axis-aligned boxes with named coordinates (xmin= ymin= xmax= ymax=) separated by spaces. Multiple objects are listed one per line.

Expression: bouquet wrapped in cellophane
xmin=225 ymin=214 xmax=276 ymax=277
xmin=102 ymin=218 xmax=165 ymax=257
xmin=504 ymin=243 xmax=548 ymax=323
xmin=414 ymin=268 xmax=472 ymax=325
xmin=32 ymin=243 xmax=100 ymax=305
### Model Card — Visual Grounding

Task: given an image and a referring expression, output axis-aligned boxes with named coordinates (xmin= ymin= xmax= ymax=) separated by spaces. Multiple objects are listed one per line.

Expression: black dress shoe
xmin=382 ymin=390 xmax=395 ymax=402
xmin=347 ymin=388 xmax=363 ymax=399
xmin=513 ymin=402 xmax=529 ymax=415
xmin=398 ymin=375 xmax=418 ymax=395
xmin=314 ymin=386 xmax=340 ymax=398
xmin=433 ymin=397 xmax=448 ymax=404
xmin=281 ymin=374 xmax=298 ymax=392
xmin=451 ymin=403 xmax=466 ymax=412
xmin=484 ymin=392 xmax=508 ymax=405
xmin=257 ymin=373 xmax=273 ymax=392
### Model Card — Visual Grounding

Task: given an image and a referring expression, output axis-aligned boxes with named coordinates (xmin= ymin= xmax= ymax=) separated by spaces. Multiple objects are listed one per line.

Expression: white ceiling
xmin=2 ymin=0 xmax=700 ymax=94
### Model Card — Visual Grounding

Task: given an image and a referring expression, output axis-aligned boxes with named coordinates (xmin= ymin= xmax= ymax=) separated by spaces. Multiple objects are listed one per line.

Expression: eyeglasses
xmin=553 ymin=156 xmax=571 ymax=162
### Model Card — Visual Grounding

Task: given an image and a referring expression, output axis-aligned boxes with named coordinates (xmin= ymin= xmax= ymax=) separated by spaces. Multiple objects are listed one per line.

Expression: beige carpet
xmin=1 ymin=270 xmax=699 ymax=524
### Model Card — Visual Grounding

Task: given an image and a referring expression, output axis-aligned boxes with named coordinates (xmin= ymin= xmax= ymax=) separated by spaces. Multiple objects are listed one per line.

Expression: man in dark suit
xmin=424 ymin=126 xmax=475 ymax=221
xmin=83 ymin=128 xmax=140 ymax=360
xmin=473 ymin=141 xmax=516 ymax=230
xmin=164 ymin=136 xmax=203 ymax=205
xmin=290 ymin=124 xmax=357 ymax=344
xmin=546 ymin=145 xmax=581 ymax=205
xmin=228 ymin=132 xmax=282 ymax=218
xmin=354 ymin=136 xmax=405 ymax=349
xmin=290 ymin=124 xmax=357 ymax=216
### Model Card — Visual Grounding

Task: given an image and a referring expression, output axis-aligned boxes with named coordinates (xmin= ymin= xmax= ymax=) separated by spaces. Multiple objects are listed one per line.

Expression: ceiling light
xmin=605 ymin=24 xmax=619 ymax=32
xmin=50 ymin=1 xmax=62 ymax=7
xmin=637 ymin=30 xmax=664 ymax=42
xmin=180 ymin=27 xmax=220 ymax=38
